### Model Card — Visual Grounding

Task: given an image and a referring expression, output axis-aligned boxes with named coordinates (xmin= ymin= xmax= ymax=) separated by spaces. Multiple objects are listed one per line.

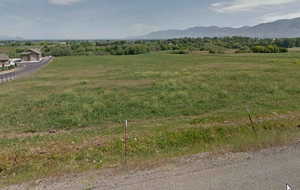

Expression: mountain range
xmin=138 ymin=17 xmax=300 ymax=39
xmin=2 ymin=17 xmax=300 ymax=40
xmin=0 ymin=35 xmax=23 ymax=41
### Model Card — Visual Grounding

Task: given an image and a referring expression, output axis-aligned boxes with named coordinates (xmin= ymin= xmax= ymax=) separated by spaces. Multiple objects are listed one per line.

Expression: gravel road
xmin=4 ymin=142 xmax=299 ymax=190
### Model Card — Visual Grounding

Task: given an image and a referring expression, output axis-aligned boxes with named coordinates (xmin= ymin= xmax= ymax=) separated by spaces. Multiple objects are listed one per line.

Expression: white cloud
xmin=48 ymin=0 xmax=82 ymax=5
xmin=211 ymin=0 xmax=299 ymax=13
xmin=260 ymin=12 xmax=300 ymax=22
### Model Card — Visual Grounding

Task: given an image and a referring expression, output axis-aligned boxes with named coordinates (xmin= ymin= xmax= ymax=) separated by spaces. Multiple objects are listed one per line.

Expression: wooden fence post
xmin=246 ymin=106 xmax=257 ymax=137
xmin=124 ymin=120 xmax=128 ymax=168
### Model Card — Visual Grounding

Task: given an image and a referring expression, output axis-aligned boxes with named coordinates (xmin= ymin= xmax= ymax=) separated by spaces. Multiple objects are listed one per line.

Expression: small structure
xmin=9 ymin=58 xmax=21 ymax=67
xmin=0 ymin=53 xmax=9 ymax=68
xmin=21 ymin=49 xmax=42 ymax=62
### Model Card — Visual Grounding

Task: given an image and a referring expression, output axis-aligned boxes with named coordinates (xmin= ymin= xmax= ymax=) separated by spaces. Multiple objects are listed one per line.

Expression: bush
xmin=279 ymin=47 xmax=288 ymax=53
xmin=252 ymin=45 xmax=288 ymax=53
xmin=42 ymin=46 xmax=72 ymax=57
xmin=236 ymin=46 xmax=252 ymax=53
xmin=208 ymin=47 xmax=225 ymax=54
xmin=170 ymin=50 xmax=189 ymax=54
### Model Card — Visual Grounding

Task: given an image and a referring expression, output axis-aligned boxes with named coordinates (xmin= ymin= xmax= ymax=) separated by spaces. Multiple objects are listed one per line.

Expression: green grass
xmin=2 ymin=53 xmax=300 ymax=132
xmin=1 ymin=52 xmax=300 ymax=186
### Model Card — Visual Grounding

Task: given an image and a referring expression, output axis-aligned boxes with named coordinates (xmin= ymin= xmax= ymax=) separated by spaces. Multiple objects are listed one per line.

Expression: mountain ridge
xmin=0 ymin=35 xmax=24 ymax=41
xmin=137 ymin=17 xmax=300 ymax=39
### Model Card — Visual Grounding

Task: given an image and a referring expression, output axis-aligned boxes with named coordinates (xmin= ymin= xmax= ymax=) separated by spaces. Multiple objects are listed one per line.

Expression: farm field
xmin=1 ymin=52 xmax=300 ymax=186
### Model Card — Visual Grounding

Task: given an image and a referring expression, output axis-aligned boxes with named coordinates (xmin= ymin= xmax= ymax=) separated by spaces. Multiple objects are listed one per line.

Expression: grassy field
xmin=1 ymin=52 xmax=300 ymax=186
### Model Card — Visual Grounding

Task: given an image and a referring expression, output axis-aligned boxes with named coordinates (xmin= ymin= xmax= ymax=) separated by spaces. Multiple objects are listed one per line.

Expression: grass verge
xmin=1 ymin=115 xmax=299 ymax=187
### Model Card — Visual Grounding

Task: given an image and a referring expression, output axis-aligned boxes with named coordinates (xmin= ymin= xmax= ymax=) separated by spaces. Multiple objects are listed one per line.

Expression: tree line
xmin=1 ymin=37 xmax=299 ymax=57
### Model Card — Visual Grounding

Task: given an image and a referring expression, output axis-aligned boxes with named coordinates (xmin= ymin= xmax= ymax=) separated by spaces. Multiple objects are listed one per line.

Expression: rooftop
xmin=0 ymin=53 xmax=9 ymax=61
xmin=29 ymin=49 xmax=41 ymax=54
xmin=21 ymin=49 xmax=41 ymax=55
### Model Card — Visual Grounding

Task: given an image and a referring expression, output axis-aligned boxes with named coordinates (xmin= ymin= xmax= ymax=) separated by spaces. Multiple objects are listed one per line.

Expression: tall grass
xmin=1 ymin=118 xmax=299 ymax=186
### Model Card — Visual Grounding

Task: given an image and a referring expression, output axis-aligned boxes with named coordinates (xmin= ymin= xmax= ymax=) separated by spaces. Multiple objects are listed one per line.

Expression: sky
xmin=1 ymin=0 xmax=300 ymax=39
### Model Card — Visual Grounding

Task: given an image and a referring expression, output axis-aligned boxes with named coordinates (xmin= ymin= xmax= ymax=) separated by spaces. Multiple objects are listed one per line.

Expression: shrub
xmin=209 ymin=47 xmax=225 ymax=54
xmin=170 ymin=50 xmax=189 ymax=54
xmin=236 ymin=46 xmax=252 ymax=53
xmin=252 ymin=45 xmax=288 ymax=53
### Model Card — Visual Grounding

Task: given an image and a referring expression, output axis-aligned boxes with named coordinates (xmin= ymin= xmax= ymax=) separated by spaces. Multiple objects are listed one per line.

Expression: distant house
xmin=21 ymin=49 xmax=42 ymax=62
xmin=0 ymin=53 xmax=9 ymax=68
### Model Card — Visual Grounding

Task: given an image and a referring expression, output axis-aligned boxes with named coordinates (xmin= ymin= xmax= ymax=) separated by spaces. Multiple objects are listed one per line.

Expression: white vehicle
xmin=8 ymin=59 xmax=21 ymax=67
xmin=11 ymin=58 xmax=22 ymax=63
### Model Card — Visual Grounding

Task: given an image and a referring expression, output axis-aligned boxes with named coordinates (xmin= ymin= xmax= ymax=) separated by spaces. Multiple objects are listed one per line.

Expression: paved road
xmin=0 ymin=57 xmax=53 ymax=83
xmin=4 ymin=142 xmax=300 ymax=190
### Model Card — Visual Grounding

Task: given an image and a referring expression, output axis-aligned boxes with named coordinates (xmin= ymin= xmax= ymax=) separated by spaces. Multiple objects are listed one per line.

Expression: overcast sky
xmin=1 ymin=0 xmax=300 ymax=39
